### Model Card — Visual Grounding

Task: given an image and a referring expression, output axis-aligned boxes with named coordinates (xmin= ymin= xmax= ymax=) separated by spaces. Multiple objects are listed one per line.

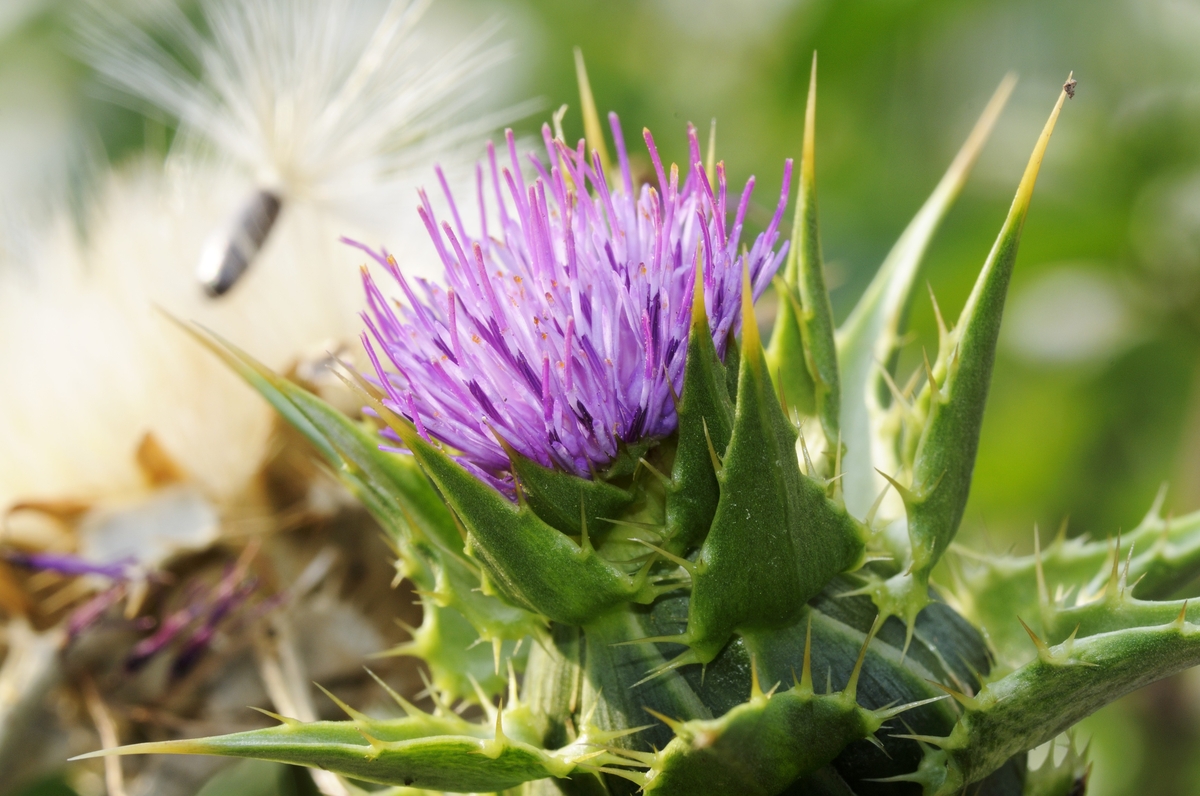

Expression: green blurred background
xmin=4 ymin=0 xmax=1199 ymax=793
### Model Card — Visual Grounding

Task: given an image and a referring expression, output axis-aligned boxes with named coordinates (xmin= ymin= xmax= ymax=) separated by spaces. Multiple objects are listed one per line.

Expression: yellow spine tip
xmin=690 ymin=240 xmax=708 ymax=327
xmin=803 ymin=54 xmax=817 ymax=167
xmin=573 ymin=47 xmax=612 ymax=176
xmin=739 ymin=259 xmax=760 ymax=360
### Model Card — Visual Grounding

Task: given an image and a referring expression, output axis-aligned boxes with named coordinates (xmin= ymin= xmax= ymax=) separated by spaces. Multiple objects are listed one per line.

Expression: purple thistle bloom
xmin=354 ymin=115 xmax=792 ymax=488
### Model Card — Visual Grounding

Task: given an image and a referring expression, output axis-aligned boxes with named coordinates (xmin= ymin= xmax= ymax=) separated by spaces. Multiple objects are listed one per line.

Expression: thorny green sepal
xmin=835 ymin=77 xmax=1015 ymax=519
xmin=905 ymin=82 xmax=1069 ymax=585
xmin=639 ymin=617 xmax=942 ymax=795
xmin=766 ymin=52 xmax=840 ymax=451
xmin=503 ymin=441 xmax=635 ymax=540
xmin=685 ymin=267 xmax=866 ymax=662
xmin=639 ymin=678 xmax=881 ymax=795
xmin=390 ymin=417 xmax=650 ymax=625
xmin=665 ymin=254 xmax=735 ymax=553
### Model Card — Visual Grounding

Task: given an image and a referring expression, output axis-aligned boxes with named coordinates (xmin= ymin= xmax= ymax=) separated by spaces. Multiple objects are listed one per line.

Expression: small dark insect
xmin=1067 ymin=768 xmax=1091 ymax=796
xmin=197 ymin=189 xmax=283 ymax=297
xmin=1064 ymin=76 xmax=1077 ymax=99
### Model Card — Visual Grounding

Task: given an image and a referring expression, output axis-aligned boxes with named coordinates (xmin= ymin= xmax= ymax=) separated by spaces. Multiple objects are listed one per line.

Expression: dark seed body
xmin=198 ymin=189 xmax=283 ymax=297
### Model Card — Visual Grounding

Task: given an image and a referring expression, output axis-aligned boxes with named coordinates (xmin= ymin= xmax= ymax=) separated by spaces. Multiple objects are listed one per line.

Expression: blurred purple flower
xmin=124 ymin=564 xmax=263 ymax=676
xmin=124 ymin=584 xmax=209 ymax=672
xmin=5 ymin=551 xmax=137 ymax=580
xmin=170 ymin=577 xmax=258 ymax=679
xmin=354 ymin=116 xmax=791 ymax=488
xmin=67 ymin=585 xmax=129 ymax=639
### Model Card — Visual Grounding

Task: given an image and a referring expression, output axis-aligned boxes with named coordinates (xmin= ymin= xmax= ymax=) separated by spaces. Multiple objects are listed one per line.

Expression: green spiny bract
xmin=78 ymin=66 xmax=1200 ymax=796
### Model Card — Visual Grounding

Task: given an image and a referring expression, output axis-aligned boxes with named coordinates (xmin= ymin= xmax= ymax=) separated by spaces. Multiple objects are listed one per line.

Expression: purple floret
xmin=355 ymin=115 xmax=791 ymax=489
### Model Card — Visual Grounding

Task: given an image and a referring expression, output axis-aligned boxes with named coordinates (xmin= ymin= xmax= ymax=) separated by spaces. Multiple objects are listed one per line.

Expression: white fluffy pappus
xmin=85 ymin=0 xmax=521 ymax=225
xmin=0 ymin=0 xmax=525 ymax=514
xmin=0 ymin=162 xmax=353 ymax=511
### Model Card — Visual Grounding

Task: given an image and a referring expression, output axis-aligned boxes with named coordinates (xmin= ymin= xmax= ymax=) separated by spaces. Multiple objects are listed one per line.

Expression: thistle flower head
xmin=357 ymin=117 xmax=792 ymax=486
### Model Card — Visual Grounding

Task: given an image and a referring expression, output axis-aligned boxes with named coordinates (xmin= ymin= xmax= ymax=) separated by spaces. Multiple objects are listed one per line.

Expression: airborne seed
xmin=197 ymin=189 xmax=283 ymax=297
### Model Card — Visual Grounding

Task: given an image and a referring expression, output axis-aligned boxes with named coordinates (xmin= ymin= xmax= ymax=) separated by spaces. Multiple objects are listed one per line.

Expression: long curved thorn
xmin=749 ymin=653 xmax=764 ymax=699
xmin=633 ymin=649 xmax=700 ymax=687
xmin=465 ymin=674 xmax=499 ymax=721
xmin=922 ymin=678 xmax=978 ymax=711
xmin=248 ymin=706 xmax=303 ymax=728
xmin=643 ymin=707 xmax=685 ymax=735
xmin=601 ymin=745 xmax=657 ymax=765
xmin=846 ymin=614 xmax=884 ymax=700
xmin=888 ymin=732 xmax=947 ymax=748
xmin=506 ymin=658 xmax=521 ymax=708
xmin=798 ymin=426 xmax=817 ymax=477
xmin=416 ymin=668 xmax=455 ymax=715
xmin=864 ymin=482 xmax=890 ymax=528
xmin=637 ymin=457 xmax=672 ymax=486
xmin=701 ymin=416 xmax=725 ymax=475
xmin=629 ymin=539 xmax=696 ymax=574
xmin=875 ymin=693 xmax=952 ymax=720
xmin=1017 ymin=616 xmax=1051 ymax=658
xmin=1120 ymin=540 xmax=1136 ymax=598
xmin=878 ymin=363 xmax=916 ymax=418
xmin=610 ymin=633 xmax=691 ymax=648
xmin=363 ymin=667 xmax=424 ymax=718
xmin=314 ymin=682 xmax=372 ymax=723
xmin=875 ymin=468 xmax=914 ymax=504
xmin=575 ymin=764 xmax=648 ymax=786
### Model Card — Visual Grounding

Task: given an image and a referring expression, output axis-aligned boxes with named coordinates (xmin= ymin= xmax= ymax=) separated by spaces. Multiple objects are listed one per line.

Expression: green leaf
xmin=686 ymin=268 xmax=865 ymax=662
xmin=196 ymin=760 xmax=318 ymax=796
xmin=956 ymin=501 xmax=1200 ymax=668
xmin=181 ymin=322 xmax=457 ymax=552
xmin=75 ymin=719 xmax=573 ymax=793
xmin=906 ymin=82 xmax=1069 ymax=579
xmin=911 ymin=615 xmax=1200 ymax=794
xmin=766 ymin=52 xmax=840 ymax=447
xmin=582 ymin=608 xmax=712 ymax=752
xmin=835 ymin=77 xmax=1015 ymax=519
xmin=183 ymin=323 xmax=543 ymax=670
